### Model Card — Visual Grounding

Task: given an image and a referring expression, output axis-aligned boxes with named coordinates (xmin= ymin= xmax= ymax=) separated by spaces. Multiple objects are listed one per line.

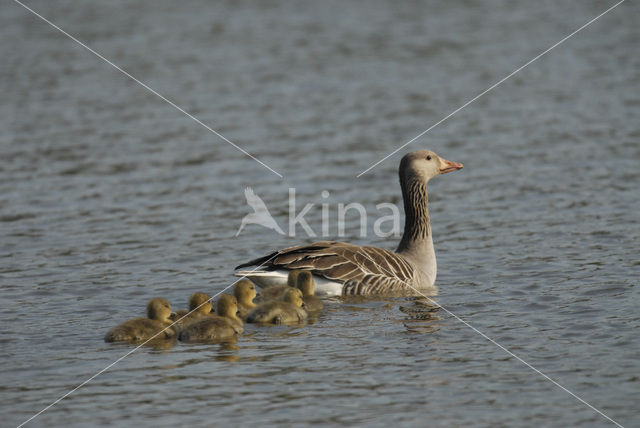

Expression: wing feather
xmin=235 ymin=241 xmax=427 ymax=296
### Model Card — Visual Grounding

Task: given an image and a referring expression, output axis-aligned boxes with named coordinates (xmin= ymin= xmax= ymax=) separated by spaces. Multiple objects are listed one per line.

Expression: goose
xmin=178 ymin=294 xmax=243 ymax=342
xmin=234 ymin=279 xmax=257 ymax=319
xmin=255 ymin=270 xmax=300 ymax=302
xmin=171 ymin=292 xmax=214 ymax=327
xmin=235 ymin=150 xmax=463 ymax=296
xmin=246 ymin=288 xmax=308 ymax=324
xmin=296 ymin=270 xmax=323 ymax=311
xmin=104 ymin=298 xmax=176 ymax=342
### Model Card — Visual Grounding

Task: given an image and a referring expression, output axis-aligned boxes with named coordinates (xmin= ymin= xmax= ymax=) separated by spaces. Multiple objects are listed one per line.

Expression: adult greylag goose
xmin=246 ymin=288 xmax=308 ymax=324
xmin=104 ymin=298 xmax=176 ymax=342
xmin=235 ymin=150 xmax=463 ymax=296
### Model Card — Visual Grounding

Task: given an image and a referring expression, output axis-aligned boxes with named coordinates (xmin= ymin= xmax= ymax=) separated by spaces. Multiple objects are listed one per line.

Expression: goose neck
xmin=396 ymin=177 xmax=437 ymax=282
xmin=398 ymin=178 xmax=431 ymax=248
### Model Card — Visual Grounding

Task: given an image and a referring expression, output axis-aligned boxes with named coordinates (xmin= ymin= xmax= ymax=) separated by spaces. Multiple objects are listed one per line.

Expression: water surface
xmin=1 ymin=1 xmax=638 ymax=427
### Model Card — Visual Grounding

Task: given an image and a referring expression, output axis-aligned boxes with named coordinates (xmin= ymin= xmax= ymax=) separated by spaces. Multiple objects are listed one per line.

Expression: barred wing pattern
xmin=235 ymin=241 xmax=427 ymax=296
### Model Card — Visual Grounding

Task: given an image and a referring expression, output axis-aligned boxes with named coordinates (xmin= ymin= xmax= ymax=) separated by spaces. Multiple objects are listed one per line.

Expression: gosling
xmin=256 ymin=270 xmax=300 ymax=302
xmin=171 ymin=292 xmax=214 ymax=327
xmin=234 ymin=279 xmax=257 ymax=319
xmin=104 ymin=298 xmax=176 ymax=342
xmin=296 ymin=270 xmax=323 ymax=312
xmin=246 ymin=288 xmax=308 ymax=324
xmin=178 ymin=294 xmax=243 ymax=342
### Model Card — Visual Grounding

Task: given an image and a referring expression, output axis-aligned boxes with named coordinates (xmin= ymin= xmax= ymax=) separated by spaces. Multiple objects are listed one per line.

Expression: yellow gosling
xmin=234 ymin=279 xmax=257 ymax=319
xmin=178 ymin=294 xmax=243 ymax=342
xmin=104 ymin=298 xmax=175 ymax=342
xmin=171 ymin=292 xmax=214 ymax=327
xmin=256 ymin=270 xmax=301 ymax=302
xmin=287 ymin=270 xmax=302 ymax=287
xmin=246 ymin=288 xmax=308 ymax=324
xmin=296 ymin=270 xmax=323 ymax=311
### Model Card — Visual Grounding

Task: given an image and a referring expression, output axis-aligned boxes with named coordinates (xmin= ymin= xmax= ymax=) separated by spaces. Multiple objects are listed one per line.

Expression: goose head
xmin=188 ymin=292 xmax=213 ymax=315
xmin=296 ymin=270 xmax=315 ymax=297
xmin=216 ymin=294 xmax=240 ymax=320
xmin=282 ymin=288 xmax=305 ymax=308
xmin=400 ymin=150 xmax=463 ymax=183
xmin=146 ymin=298 xmax=173 ymax=322
xmin=234 ymin=279 xmax=257 ymax=307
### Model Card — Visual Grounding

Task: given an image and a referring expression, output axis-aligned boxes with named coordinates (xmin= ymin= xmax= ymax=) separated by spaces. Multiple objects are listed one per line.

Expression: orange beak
xmin=439 ymin=157 xmax=464 ymax=174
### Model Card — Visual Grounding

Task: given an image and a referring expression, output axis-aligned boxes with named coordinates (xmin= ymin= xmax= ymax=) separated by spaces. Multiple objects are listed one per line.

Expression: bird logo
xmin=235 ymin=187 xmax=285 ymax=236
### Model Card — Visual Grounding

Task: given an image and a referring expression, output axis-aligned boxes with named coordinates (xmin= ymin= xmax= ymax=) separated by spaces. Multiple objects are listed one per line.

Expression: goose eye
xmin=426 ymin=155 xmax=432 ymax=161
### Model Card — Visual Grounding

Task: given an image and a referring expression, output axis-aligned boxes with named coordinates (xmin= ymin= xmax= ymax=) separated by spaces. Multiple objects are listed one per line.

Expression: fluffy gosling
xmin=234 ymin=279 xmax=257 ymax=319
xmin=246 ymin=288 xmax=308 ymax=324
xmin=171 ymin=292 xmax=214 ymax=327
xmin=296 ymin=270 xmax=323 ymax=311
xmin=178 ymin=294 xmax=243 ymax=342
xmin=104 ymin=298 xmax=176 ymax=343
xmin=256 ymin=270 xmax=301 ymax=302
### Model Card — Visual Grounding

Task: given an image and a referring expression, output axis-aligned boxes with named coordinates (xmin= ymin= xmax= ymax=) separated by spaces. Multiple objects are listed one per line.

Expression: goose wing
xmin=235 ymin=241 xmax=419 ymax=295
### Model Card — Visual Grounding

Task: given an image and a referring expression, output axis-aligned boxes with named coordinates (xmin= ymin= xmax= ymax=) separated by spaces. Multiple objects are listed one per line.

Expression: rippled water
xmin=2 ymin=1 xmax=639 ymax=427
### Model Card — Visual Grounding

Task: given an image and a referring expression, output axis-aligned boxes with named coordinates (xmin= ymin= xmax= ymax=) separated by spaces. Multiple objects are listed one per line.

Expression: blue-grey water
xmin=1 ymin=0 xmax=639 ymax=427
